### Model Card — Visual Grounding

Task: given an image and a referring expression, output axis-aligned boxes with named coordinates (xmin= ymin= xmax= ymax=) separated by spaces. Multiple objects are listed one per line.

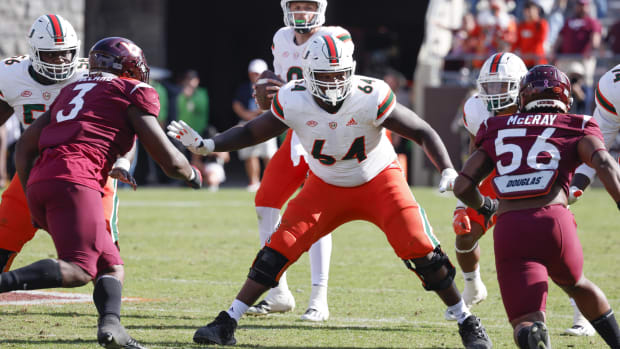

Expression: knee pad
xmin=403 ymin=246 xmax=456 ymax=291
xmin=248 ymin=246 xmax=289 ymax=288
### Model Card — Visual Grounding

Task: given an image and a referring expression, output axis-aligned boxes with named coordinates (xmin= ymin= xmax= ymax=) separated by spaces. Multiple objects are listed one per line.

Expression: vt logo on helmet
xmin=88 ymin=37 xmax=150 ymax=83
xmin=281 ymin=0 xmax=327 ymax=34
xmin=28 ymin=14 xmax=80 ymax=81
xmin=477 ymin=52 xmax=528 ymax=112
xmin=302 ymin=34 xmax=355 ymax=106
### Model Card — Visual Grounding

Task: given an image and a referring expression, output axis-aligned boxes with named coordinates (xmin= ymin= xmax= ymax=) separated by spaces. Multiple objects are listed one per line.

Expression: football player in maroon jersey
xmin=11 ymin=37 xmax=201 ymax=349
xmin=454 ymin=64 xmax=620 ymax=348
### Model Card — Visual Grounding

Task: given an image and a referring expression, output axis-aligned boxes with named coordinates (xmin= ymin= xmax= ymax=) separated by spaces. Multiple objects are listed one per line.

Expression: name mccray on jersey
xmin=0 ymin=55 xmax=88 ymax=128
xmin=28 ymin=74 xmax=160 ymax=192
xmin=271 ymin=75 xmax=397 ymax=187
xmin=272 ymin=26 xmax=352 ymax=82
xmin=475 ymin=113 xmax=603 ymax=199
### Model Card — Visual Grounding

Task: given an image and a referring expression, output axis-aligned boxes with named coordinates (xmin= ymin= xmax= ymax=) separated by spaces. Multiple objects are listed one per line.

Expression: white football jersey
xmin=0 ymin=55 xmax=88 ymax=129
xmin=462 ymin=94 xmax=493 ymax=136
xmin=593 ymin=64 xmax=620 ymax=148
xmin=270 ymin=75 xmax=397 ymax=187
xmin=272 ymin=26 xmax=353 ymax=82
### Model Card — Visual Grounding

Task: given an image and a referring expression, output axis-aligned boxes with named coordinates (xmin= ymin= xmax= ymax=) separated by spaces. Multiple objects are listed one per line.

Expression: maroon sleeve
xmin=474 ymin=120 xmax=489 ymax=148
xmin=123 ymin=79 xmax=160 ymax=117
xmin=591 ymin=18 xmax=602 ymax=33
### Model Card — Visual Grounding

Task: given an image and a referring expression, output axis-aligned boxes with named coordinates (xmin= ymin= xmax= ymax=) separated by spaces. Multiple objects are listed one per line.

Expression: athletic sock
xmin=516 ymin=326 xmax=531 ymax=349
xmin=227 ymin=299 xmax=249 ymax=321
xmin=448 ymin=299 xmax=471 ymax=324
xmin=0 ymin=258 xmax=62 ymax=292
xmin=463 ymin=265 xmax=481 ymax=283
xmin=93 ymin=275 xmax=123 ymax=323
xmin=591 ymin=309 xmax=620 ymax=349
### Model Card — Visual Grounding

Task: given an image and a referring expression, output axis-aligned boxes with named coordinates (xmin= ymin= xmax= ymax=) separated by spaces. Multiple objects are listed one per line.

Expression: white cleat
xmin=246 ymin=290 xmax=295 ymax=316
xmin=462 ymin=279 xmax=488 ymax=308
xmin=300 ymin=307 xmax=329 ymax=322
xmin=565 ymin=298 xmax=595 ymax=336
xmin=564 ymin=324 xmax=595 ymax=336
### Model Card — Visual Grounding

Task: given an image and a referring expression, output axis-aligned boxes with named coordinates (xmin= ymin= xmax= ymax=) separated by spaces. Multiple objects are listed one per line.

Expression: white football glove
xmin=567 ymin=186 xmax=584 ymax=205
xmin=438 ymin=168 xmax=458 ymax=193
xmin=166 ymin=120 xmax=214 ymax=156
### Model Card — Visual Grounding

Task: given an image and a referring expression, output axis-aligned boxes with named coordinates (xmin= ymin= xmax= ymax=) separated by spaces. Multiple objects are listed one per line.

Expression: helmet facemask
xmin=477 ymin=74 xmax=520 ymax=111
xmin=281 ymin=0 xmax=327 ymax=33
xmin=307 ymin=68 xmax=354 ymax=105
xmin=31 ymin=48 xmax=78 ymax=81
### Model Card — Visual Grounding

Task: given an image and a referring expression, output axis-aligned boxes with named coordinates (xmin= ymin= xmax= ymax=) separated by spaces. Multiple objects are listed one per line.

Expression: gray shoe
xmin=193 ymin=311 xmax=237 ymax=345
xmin=97 ymin=320 xmax=147 ymax=349
xmin=528 ymin=321 xmax=551 ymax=349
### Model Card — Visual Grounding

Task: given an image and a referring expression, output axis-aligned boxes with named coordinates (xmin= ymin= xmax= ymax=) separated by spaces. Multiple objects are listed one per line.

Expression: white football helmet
xmin=28 ymin=14 xmax=80 ymax=81
xmin=302 ymin=34 xmax=355 ymax=105
xmin=477 ymin=52 xmax=527 ymax=112
xmin=281 ymin=0 xmax=327 ymax=33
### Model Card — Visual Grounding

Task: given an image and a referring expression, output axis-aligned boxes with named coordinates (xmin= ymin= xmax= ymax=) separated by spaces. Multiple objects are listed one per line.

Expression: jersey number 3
xmin=311 ymin=136 xmax=367 ymax=165
xmin=56 ymin=83 xmax=97 ymax=122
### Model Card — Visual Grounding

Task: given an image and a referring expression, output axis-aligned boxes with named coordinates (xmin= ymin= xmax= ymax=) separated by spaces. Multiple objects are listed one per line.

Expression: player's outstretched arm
xmin=211 ymin=111 xmax=288 ymax=152
xmin=383 ymin=102 xmax=454 ymax=172
xmin=127 ymin=105 xmax=200 ymax=188
xmin=15 ymin=110 xmax=51 ymax=193
xmin=578 ymin=135 xmax=620 ymax=206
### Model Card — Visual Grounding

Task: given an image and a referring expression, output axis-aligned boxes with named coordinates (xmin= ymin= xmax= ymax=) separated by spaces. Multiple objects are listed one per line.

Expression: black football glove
xmin=476 ymin=196 xmax=498 ymax=228
xmin=186 ymin=165 xmax=202 ymax=189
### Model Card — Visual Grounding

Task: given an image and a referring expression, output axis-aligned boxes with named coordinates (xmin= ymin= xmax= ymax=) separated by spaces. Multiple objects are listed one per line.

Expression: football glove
xmin=568 ymin=186 xmax=583 ymax=205
xmin=452 ymin=207 xmax=471 ymax=235
xmin=109 ymin=157 xmax=137 ymax=191
xmin=186 ymin=165 xmax=203 ymax=189
xmin=476 ymin=196 xmax=498 ymax=227
xmin=166 ymin=120 xmax=214 ymax=156
xmin=438 ymin=168 xmax=458 ymax=193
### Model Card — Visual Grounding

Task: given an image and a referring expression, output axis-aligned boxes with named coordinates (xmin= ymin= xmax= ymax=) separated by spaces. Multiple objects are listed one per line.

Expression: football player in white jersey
xmin=449 ymin=52 xmax=528 ymax=318
xmin=169 ymin=34 xmax=492 ymax=349
xmin=248 ymin=0 xmax=353 ymax=322
xmin=564 ymin=63 xmax=620 ymax=336
xmin=0 ymin=14 xmax=134 ymax=272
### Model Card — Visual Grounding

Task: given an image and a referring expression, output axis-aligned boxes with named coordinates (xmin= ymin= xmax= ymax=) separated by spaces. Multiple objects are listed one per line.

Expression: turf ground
xmin=0 ymin=186 xmax=617 ymax=348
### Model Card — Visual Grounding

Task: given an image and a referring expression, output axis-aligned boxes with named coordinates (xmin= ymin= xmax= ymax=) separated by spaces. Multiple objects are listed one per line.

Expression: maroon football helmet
xmin=518 ymin=64 xmax=572 ymax=113
xmin=88 ymin=37 xmax=150 ymax=82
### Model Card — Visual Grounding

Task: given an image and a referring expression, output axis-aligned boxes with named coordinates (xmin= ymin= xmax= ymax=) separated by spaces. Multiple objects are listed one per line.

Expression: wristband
xmin=112 ymin=157 xmax=131 ymax=172
xmin=203 ymin=139 xmax=215 ymax=153
xmin=455 ymin=199 xmax=467 ymax=209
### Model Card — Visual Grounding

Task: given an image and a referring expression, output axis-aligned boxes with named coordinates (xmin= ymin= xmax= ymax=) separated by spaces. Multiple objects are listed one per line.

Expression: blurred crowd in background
xmin=0 ymin=0 xmax=618 ymax=190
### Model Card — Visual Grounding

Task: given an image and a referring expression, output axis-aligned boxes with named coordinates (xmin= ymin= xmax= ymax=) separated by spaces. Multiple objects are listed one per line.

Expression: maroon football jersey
xmin=475 ymin=113 xmax=603 ymax=199
xmin=28 ymin=74 xmax=160 ymax=192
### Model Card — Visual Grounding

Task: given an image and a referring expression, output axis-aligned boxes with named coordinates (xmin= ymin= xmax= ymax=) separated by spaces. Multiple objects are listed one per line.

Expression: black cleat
xmin=458 ymin=315 xmax=493 ymax=349
xmin=528 ymin=321 xmax=550 ymax=349
xmin=193 ymin=311 xmax=238 ymax=345
xmin=97 ymin=321 xmax=148 ymax=349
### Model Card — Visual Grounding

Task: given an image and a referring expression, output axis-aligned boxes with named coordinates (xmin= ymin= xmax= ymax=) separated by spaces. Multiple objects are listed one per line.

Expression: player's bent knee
xmin=248 ymin=246 xmax=289 ymax=288
xmin=403 ymin=246 xmax=456 ymax=291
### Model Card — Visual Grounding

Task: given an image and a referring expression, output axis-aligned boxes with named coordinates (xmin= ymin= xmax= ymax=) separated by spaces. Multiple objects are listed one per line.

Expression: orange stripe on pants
xmin=265 ymin=164 xmax=438 ymax=269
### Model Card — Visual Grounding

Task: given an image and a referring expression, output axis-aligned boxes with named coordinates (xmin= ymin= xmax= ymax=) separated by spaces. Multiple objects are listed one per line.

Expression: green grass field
xmin=0 ymin=186 xmax=617 ymax=348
